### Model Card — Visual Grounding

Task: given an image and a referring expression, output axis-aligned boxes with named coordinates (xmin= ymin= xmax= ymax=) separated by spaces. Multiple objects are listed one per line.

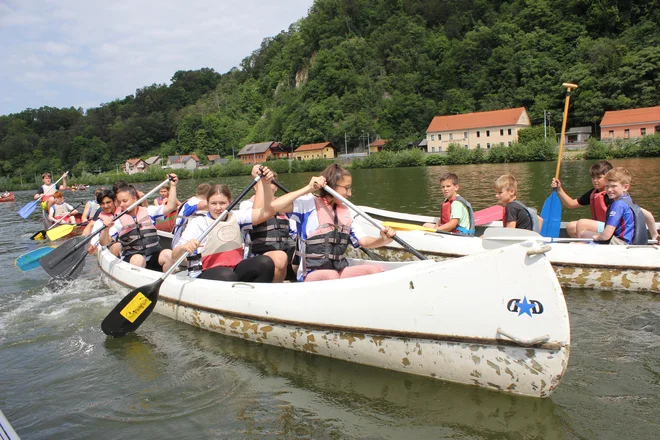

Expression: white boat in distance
xmin=97 ymin=240 xmax=570 ymax=398
xmin=350 ymin=205 xmax=660 ymax=293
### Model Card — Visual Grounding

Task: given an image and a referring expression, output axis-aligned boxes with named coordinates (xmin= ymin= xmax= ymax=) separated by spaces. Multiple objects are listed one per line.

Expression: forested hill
xmin=1 ymin=0 xmax=658 ymax=180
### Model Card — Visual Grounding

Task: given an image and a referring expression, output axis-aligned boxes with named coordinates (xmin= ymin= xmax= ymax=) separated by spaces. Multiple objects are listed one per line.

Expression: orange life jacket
xmin=590 ymin=189 xmax=608 ymax=222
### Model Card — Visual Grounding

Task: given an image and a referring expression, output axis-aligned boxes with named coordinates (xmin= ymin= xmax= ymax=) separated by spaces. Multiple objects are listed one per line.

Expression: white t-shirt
xmin=176 ymin=209 xmax=254 ymax=255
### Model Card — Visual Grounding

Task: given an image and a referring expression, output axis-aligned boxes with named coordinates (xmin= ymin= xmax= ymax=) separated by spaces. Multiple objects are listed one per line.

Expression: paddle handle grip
xmin=322 ymin=185 xmax=427 ymax=261
xmin=162 ymin=175 xmax=262 ymax=279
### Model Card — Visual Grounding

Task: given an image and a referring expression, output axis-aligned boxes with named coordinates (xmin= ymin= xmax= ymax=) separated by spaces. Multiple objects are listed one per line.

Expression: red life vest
xmin=303 ymin=197 xmax=352 ymax=273
xmin=440 ymin=195 xmax=475 ymax=234
xmin=590 ymin=189 xmax=608 ymax=222
xmin=117 ymin=207 xmax=161 ymax=259
xmin=200 ymin=213 xmax=244 ymax=270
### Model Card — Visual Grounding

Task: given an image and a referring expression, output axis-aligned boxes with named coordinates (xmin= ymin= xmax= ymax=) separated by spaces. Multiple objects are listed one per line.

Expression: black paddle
xmin=39 ymin=177 xmax=175 ymax=278
xmin=271 ymin=180 xmax=384 ymax=262
xmin=101 ymin=174 xmax=264 ymax=338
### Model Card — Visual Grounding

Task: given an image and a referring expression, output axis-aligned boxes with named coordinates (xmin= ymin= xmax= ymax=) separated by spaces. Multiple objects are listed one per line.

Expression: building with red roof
xmin=294 ymin=142 xmax=337 ymax=160
xmin=124 ymin=158 xmax=146 ymax=174
xmin=600 ymin=106 xmax=660 ymax=140
xmin=426 ymin=107 xmax=530 ymax=152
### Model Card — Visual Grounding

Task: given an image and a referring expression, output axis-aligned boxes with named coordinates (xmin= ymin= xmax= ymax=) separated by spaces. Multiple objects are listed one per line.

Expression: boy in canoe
xmin=422 ymin=172 xmax=475 ymax=235
xmin=84 ymin=188 xmax=121 ymax=257
xmin=48 ymin=191 xmax=78 ymax=224
xmin=34 ymin=172 xmax=68 ymax=210
xmin=495 ymin=174 xmax=543 ymax=231
xmin=551 ymin=160 xmax=658 ymax=240
xmin=590 ymin=167 xmax=647 ymax=245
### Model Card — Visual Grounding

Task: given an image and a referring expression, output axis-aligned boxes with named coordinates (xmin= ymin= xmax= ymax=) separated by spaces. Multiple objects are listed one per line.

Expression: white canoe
xmin=351 ymin=205 xmax=660 ymax=293
xmin=97 ymin=240 xmax=570 ymax=398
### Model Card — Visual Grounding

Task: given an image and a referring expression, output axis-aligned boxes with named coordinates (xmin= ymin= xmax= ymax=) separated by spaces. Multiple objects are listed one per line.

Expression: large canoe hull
xmin=352 ymin=206 xmax=660 ymax=293
xmin=98 ymin=242 xmax=570 ymax=398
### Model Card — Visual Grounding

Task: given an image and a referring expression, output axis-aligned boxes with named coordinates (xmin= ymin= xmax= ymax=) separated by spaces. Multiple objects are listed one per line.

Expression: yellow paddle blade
xmin=382 ymin=221 xmax=437 ymax=233
xmin=47 ymin=224 xmax=76 ymax=241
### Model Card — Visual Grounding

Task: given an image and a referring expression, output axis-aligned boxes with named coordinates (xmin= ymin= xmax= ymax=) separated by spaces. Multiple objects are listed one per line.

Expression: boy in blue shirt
xmin=592 ymin=167 xmax=644 ymax=245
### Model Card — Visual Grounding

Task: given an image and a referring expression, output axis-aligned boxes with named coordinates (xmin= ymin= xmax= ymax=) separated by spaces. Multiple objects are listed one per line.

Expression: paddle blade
xmin=540 ymin=191 xmax=562 ymax=238
xmin=382 ymin=221 xmax=436 ymax=233
xmin=18 ymin=200 xmax=39 ymax=218
xmin=474 ymin=205 xmax=503 ymax=226
xmin=47 ymin=224 xmax=76 ymax=241
xmin=30 ymin=230 xmax=47 ymax=241
xmin=15 ymin=247 xmax=56 ymax=271
xmin=101 ymin=279 xmax=164 ymax=337
xmin=39 ymin=236 xmax=87 ymax=278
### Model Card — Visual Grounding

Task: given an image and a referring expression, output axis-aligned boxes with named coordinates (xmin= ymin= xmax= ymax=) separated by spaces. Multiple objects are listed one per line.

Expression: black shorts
xmin=122 ymin=250 xmax=165 ymax=272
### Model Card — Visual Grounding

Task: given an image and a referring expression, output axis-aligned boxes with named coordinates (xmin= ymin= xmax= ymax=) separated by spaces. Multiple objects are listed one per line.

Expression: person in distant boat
xmin=239 ymin=170 xmax=297 ymax=282
xmin=34 ymin=172 xmax=68 ymax=210
xmin=422 ymin=172 xmax=475 ymax=235
xmin=270 ymin=163 xmax=396 ymax=282
xmin=153 ymin=182 xmax=181 ymax=207
xmin=48 ymin=191 xmax=78 ymax=224
xmin=591 ymin=167 xmax=647 ymax=245
xmin=495 ymin=174 xmax=543 ymax=231
xmin=171 ymin=183 xmax=211 ymax=247
xmin=1 ymin=191 xmax=10 ymax=198
xmin=81 ymin=188 xmax=103 ymax=222
xmin=84 ymin=188 xmax=121 ymax=257
xmin=552 ymin=160 xmax=658 ymax=240
xmin=99 ymin=174 xmax=179 ymax=272
xmin=171 ymin=166 xmax=277 ymax=282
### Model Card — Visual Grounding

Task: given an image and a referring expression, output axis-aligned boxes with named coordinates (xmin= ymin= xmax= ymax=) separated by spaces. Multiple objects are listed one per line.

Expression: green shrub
xmin=446 ymin=143 xmax=472 ymax=164
xmin=392 ymin=149 xmax=425 ymax=167
xmin=584 ymin=138 xmax=610 ymax=159
xmin=425 ymin=154 xmax=447 ymax=166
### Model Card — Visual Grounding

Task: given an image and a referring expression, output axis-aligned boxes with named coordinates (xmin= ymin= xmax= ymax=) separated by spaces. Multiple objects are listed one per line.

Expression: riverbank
xmin=3 ymin=134 xmax=657 ymax=191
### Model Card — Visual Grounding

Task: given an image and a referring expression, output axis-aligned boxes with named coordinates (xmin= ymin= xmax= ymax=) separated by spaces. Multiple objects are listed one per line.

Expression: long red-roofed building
xmin=426 ymin=107 xmax=531 ymax=152
xmin=600 ymin=106 xmax=660 ymax=140
xmin=294 ymin=142 xmax=337 ymax=160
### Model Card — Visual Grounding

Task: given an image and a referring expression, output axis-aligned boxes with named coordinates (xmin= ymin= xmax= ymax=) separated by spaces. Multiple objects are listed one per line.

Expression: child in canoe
xmin=422 ymin=172 xmax=475 ymax=235
xmin=591 ymin=167 xmax=647 ymax=245
xmin=35 ymin=172 xmax=68 ymax=210
xmin=48 ymin=191 xmax=78 ymax=224
xmin=171 ymin=166 xmax=278 ymax=282
xmin=99 ymin=174 xmax=179 ymax=272
xmin=552 ymin=160 xmax=658 ymax=240
xmin=271 ymin=163 xmax=396 ymax=282
xmin=171 ymin=183 xmax=211 ymax=247
xmin=239 ymin=170 xmax=297 ymax=282
xmin=84 ymin=188 xmax=121 ymax=257
xmin=495 ymin=174 xmax=543 ymax=231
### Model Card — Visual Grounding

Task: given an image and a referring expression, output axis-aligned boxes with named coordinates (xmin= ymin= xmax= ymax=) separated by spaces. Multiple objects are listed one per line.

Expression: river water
xmin=1 ymin=158 xmax=658 ymax=439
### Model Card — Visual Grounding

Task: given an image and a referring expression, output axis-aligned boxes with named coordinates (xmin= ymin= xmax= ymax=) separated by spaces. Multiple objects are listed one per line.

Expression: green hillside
xmin=1 ymin=0 xmax=658 ymax=180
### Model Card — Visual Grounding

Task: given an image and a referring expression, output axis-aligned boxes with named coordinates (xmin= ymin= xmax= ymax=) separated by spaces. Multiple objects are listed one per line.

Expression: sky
xmin=0 ymin=0 xmax=315 ymax=116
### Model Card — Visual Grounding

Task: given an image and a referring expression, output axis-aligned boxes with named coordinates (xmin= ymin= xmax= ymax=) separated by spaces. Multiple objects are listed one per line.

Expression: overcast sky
xmin=0 ymin=0 xmax=314 ymax=116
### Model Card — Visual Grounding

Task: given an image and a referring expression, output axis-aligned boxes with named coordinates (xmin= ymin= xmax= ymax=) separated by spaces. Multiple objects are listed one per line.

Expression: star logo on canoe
xmin=507 ymin=297 xmax=544 ymax=317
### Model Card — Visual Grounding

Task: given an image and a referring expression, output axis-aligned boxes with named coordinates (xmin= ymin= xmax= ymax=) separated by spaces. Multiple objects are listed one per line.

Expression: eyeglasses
xmin=336 ymin=184 xmax=352 ymax=191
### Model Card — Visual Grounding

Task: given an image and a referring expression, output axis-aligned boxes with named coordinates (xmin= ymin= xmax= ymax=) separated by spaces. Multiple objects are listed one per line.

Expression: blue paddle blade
xmin=15 ymin=247 xmax=55 ymax=271
xmin=540 ymin=190 xmax=562 ymax=238
xmin=18 ymin=199 xmax=39 ymax=219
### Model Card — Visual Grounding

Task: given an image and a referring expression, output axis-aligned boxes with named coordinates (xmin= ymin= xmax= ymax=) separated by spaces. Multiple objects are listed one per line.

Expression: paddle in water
xmin=540 ymin=83 xmax=578 ymax=238
xmin=15 ymin=246 xmax=56 ymax=272
xmin=18 ymin=171 xmax=69 ymax=219
xmin=39 ymin=177 xmax=175 ymax=279
xmin=101 ymin=174 xmax=265 ymax=337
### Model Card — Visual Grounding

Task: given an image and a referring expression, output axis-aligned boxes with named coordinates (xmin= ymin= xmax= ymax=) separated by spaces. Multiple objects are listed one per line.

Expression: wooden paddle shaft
xmin=555 ymin=83 xmax=578 ymax=179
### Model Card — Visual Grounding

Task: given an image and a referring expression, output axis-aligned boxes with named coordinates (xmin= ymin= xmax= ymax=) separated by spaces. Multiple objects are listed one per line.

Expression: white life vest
xmin=201 ymin=213 xmax=244 ymax=270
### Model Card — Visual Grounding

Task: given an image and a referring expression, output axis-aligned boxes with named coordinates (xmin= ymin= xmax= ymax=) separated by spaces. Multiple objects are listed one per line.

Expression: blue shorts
xmin=596 ymin=221 xmax=605 ymax=233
